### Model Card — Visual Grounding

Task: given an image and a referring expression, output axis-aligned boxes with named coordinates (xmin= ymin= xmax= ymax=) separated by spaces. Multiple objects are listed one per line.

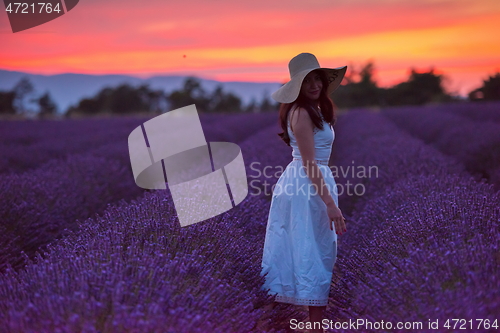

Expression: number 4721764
xmin=5 ymin=2 xmax=62 ymax=14
xmin=444 ymin=319 xmax=498 ymax=330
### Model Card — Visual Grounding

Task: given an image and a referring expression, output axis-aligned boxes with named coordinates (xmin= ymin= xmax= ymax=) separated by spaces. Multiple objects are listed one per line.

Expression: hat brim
xmin=271 ymin=65 xmax=347 ymax=104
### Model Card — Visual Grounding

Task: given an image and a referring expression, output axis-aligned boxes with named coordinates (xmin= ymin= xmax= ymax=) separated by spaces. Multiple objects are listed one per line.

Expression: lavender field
xmin=0 ymin=102 xmax=499 ymax=333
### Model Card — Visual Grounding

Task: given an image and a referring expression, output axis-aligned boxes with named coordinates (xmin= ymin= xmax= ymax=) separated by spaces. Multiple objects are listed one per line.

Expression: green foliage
xmin=0 ymin=77 xmax=51 ymax=117
xmin=242 ymin=91 xmax=278 ymax=113
xmin=482 ymin=73 xmax=500 ymax=100
xmin=258 ymin=91 xmax=278 ymax=113
xmin=244 ymin=97 xmax=258 ymax=113
xmin=13 ymin=76 xmax=36 ymax=115
xmin=334 ymin=62 xmax=452 ymax=108
xmin=334 ymin=61 xmax=381 ymax=108
xmin=64 ymin=77 xmax=244 ymax=115
xmin=7 ymin=65 xmax=492 ymax=119
xmin=37 ymin=92 xmax=58 ymax=119
xmin=469 ymin=73 xmax=500 ymax=101
xmin=0 ymin=90 xmax=16 ymax=115
xmin=208 ymin=85 xmax=242 ymax=113
xmin=109 ymin=84 xmax=148 ymax=114
xmin=383 ymin=68 xmax=451 ymax=106
xmin=65 ymin=83 xmax=166 ymax=116
xmin=168 ymin=77 xmax=243 ymax=113
xmin=168 ymin=77 xmax=210 ymax=111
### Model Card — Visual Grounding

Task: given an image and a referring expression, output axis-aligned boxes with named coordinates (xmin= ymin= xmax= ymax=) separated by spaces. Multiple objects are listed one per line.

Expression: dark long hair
xmin=277 ymin=69 xmax=337 ymax=146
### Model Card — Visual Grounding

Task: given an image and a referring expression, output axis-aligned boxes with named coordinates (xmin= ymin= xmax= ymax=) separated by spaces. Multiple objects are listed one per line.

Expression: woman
xmin=260 ymin=53 xmax=347 ymax=333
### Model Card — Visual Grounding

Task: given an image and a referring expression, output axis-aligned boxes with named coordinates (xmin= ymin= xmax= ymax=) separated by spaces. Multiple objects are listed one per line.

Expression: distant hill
xmin=0 ymin=69 xmax=282 ymax=114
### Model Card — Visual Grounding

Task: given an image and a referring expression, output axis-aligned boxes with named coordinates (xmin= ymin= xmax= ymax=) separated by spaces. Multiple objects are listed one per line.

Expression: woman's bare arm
xmin=290 ymin=107 xmax=346 ymax=234
xmin=289 ymin=107 xmax=335 ymax=206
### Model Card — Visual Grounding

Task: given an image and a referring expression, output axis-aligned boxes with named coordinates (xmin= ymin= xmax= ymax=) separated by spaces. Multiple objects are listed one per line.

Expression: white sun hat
xmin=271 ymin=53 xmax=347 ymax=104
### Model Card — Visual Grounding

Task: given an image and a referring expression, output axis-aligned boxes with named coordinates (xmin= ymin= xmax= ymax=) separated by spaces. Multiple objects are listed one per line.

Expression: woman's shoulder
xmin=289 ymin=105 xmax=312 ymax=121
xmin=289 ymin=105 xmax=314 ymax=133
xmin=289 ymin=104 xmax=312 ymax=119
xmin=290 ymin=105 xmax=323 ymax=122
xmin=291 ymin=103 xmax=307 ymax=113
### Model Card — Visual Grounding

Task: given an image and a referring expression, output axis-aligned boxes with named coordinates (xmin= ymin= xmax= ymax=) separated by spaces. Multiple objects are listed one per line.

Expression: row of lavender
xmin=378 ymin=101 xmax=500 ymax=124
xmin=0 ymin=112 xmax=275 ymax=175
xmin=327 ymin=110 xmax=499 ymax=330
xmin=433 ymin=100 xmax=500 ymax=124
xmin=0 ymin=117 xmax=143 ymax=175
xmin=1 ymin=108 xmax=498 ymax=332
xmin=0 ymin=120 xmax=298 ymax=332
xmin=380 ymin=103 xmax=500 ymax=192
xmin=0 ymin=112 xmax=277 ymax=273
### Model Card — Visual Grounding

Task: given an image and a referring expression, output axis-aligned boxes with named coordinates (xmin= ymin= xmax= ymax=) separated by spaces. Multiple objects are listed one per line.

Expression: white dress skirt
xmin=260 ymin=110 xmax=338 ymax=306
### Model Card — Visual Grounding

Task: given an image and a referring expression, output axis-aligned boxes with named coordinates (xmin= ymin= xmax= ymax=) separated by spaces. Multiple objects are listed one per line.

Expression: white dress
xmin=260 ymin=108 xmax=338 ymax=306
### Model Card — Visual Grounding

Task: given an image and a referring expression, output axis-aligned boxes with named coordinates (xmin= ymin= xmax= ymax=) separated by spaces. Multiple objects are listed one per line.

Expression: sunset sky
xmin=1 ymin=0 xmax=499 ymax=96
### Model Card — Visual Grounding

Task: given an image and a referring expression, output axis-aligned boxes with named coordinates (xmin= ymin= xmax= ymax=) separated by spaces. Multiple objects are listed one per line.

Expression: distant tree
xmin=469 ymin=73 xmax=500 ymax=101
xmin=468 ymin=88 xmax=484 ymax=101
xmin=355 ymin=61 xmax=380 ymax=105
xmin=244 ymin=97 xmax=258 ymax=113
xmin=481 ymin=73 xmax=500 ymax=100
xmin=259 ymin=91 xmax=278 ymax=112
xmin=65 ymin=99 xmax=93 ymax=116
xmin=12 ymin=77 xmax=36 ymax=115
xmin=65 ymin=87 xmax=112 ymax=116
xmin=65 ymin=83 xmax=166 ymax=116
xmin=109 ymin=83 xmax=150 ymax=114
xmin=168 ymin=77 xmax=210 ymax=111
xmin=383 ymin=68 xmax=451 ymax=106
xmin=259 ymin=98 xmax=269 ymax=112
xmin=342 ymin=62 xmax=357 ymax=85
xmin=334 ymin=60 xmax=381 ymax=108
xmin=208 ymin=85 xmax=242 ymax=113
xmin=94 ymin=87 xmax=114 ymax=113
xmin=0 ymin=90 xmax=16 ymax=115
xmin=37 ymin=91 xmax=58 ymax=118
xmin=137 ymin=84 xmax=168 ymax=113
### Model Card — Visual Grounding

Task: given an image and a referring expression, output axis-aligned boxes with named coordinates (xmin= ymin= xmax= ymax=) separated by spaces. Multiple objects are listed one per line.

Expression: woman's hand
xmin=326 ymin=201 xmax=346 ymax=235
